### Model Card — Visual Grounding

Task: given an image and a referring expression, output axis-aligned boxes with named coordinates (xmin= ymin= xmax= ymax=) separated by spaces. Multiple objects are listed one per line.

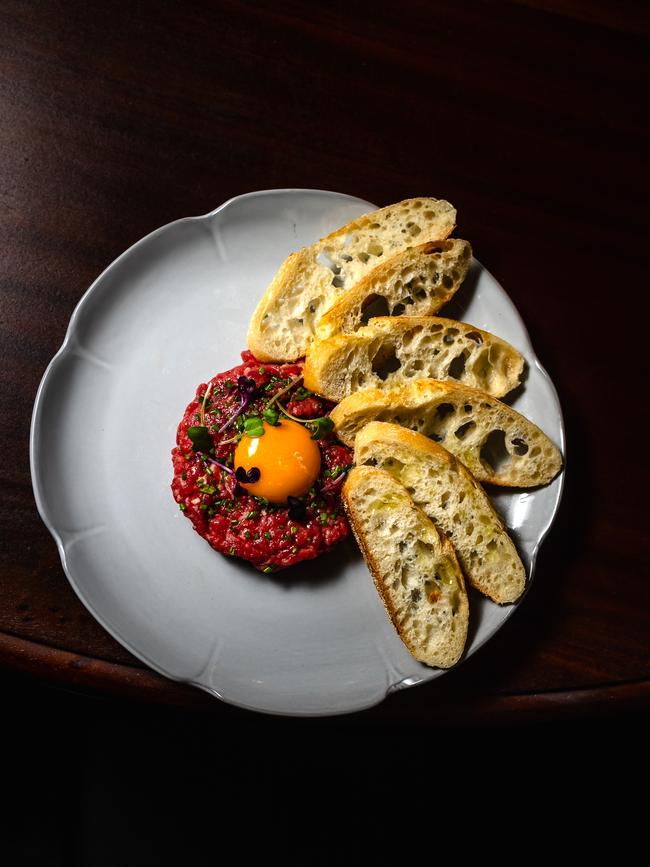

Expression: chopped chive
xmin=264 ymin=531 xmax=272 ymax=541
xmin=262 ymin=565 xmax=273 ymax=574
xmin=229 ymin=546 xmax=236 ymax=556
xmin=320 ymin=512 xmax=328 ymax=524
xmin=178 ymin=503 xmax=186 ymax=511
xmin=290 ymin=526 xmax=298 ymax=535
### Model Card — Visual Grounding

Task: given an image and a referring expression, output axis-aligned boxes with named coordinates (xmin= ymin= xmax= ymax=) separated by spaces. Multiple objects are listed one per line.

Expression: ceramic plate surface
xmin=30 ymin=189 xmax=565 ymax=716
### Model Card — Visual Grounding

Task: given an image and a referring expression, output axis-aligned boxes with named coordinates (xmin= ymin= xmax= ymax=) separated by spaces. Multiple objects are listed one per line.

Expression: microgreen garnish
xmin=320 ymin=464 xmax=351 ymax=495
xmin=264 ymin=375 xmax=303 ymax=411
xmin=217 ymin=376 xmax=258 ymax=435
xmin=293 ymin=386 xmax=310 ymax=401
xmin=187 ymin=425 xmax=213 ymax=452
xmin=263 ymin=406 xmax=280 ymax=426
xmin=306 ymin=416 xmax=334 ymax=440
xmin=273 ymin=402 xmax=334 ymax=440
xmin=199 ymin=382 xmax=213 ymax=427
xmin=243 ymin=416 xmax=265 ymax=438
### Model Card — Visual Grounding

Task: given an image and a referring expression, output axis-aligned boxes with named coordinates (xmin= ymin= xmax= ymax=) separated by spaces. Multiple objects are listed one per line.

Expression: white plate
xmin=30 ymin=189 xmax=565 ymax=716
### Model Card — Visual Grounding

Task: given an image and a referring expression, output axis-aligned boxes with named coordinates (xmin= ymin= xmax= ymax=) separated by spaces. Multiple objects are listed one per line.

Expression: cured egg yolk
xmin=234 ymin=419 xmax=322 ymax=504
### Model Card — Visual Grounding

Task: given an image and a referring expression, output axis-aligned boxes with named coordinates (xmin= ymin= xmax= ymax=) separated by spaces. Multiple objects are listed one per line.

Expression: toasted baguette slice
xmin=354 ymin=423 xmax=526 ymax=604
xmin=331 ymin=380 xmax=563 ymax=487
xmin=342 ymin=466 xmax=468 ymax=668
xmin=247 ymin=198 xmax=456 ymax=361
xmin=315 ymin=239 xmax=471 ymax=341
xmin=304 ymin=316 xmax=524 ymax=401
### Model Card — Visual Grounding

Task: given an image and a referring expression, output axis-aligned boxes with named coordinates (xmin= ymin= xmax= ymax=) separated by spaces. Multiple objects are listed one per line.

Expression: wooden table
xmin=2 ymin=0 xmax=648 ymax=723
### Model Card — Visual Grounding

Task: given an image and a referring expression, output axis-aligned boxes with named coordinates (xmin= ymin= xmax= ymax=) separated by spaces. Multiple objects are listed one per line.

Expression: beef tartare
xmin=171 ymin=351 xmax=353 ymax=572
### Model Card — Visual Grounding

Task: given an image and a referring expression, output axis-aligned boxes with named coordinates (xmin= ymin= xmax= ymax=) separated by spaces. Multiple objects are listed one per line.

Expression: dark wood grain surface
xmin=1 ymin=0 xmax=648 ymax=721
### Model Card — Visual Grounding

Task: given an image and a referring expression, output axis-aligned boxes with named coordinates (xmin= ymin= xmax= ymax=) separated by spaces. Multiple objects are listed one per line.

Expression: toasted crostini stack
xmin=246 ymin=197 xmax=564 ymax=667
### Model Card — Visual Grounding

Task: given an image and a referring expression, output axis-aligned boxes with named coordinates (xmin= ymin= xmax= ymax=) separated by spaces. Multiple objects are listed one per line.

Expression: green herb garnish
xmin=263 ymin=406 xmax=280 ymax=426
xmin=306 ymin=416 xmax=335 ymax=440
xmin=243 ymin=416 xmax=265 ymax=437
xmin=187 ymin=425 xmax=213 ymax=452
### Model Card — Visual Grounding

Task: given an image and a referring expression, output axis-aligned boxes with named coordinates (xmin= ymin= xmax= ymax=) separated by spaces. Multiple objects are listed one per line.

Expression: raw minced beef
xmin=171 ymin=351 xmax=353 ymax=572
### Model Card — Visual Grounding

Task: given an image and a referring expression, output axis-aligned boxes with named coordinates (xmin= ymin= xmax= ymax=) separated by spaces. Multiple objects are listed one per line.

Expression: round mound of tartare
xmin=171 ymin=351 xmax=353 ymax=572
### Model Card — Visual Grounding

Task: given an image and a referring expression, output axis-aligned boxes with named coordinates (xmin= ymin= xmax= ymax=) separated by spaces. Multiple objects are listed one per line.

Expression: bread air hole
xmin=443 ymin=275 xmax=454 ymax=289
xmin=362 ymin=457 xmax=378 ymax=467
xmin=430 ymin=402 xmax=456 ymax=439
xmin=401 ymin=325 xmax=424 ymax=347
xmin=360 ymin=294 xmax=390 ymax=325
xmin=480 ymin=429 xmax=511 ymax=474
xmin=392 ymin=304 xmax=406 ymax=316
xmin=448 ymin=352 xmax=467 ymax=380
xmin=466 ymin=331 xmax=483 ymax=344
xmin=443 ymin=328 xmax=459 ymax=345
xmin=454 ymin=420 xmax=475 ymax=440
xmin=512 ymin=437 xmax=529 ymax=456
xmin=331 ymin=275 xmax=345 ymax=288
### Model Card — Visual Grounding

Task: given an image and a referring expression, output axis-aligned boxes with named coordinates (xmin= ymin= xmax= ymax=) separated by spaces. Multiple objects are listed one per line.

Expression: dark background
xmin=1 ymin=1 xmax=648 ymax=861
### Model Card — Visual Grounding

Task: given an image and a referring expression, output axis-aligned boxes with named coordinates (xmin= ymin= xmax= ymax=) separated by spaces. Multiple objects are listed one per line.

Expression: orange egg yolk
xmin=234 ymin=419 xmax=322 ymax=503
